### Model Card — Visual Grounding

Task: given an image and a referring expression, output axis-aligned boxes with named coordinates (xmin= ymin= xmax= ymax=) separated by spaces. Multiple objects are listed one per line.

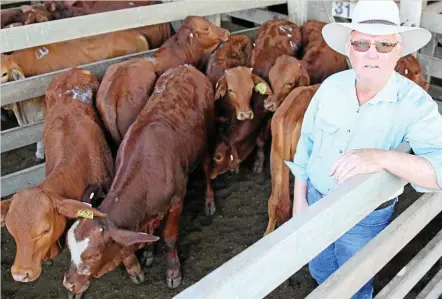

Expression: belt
xmin=375 ymin=198 xmax=396 ymax=210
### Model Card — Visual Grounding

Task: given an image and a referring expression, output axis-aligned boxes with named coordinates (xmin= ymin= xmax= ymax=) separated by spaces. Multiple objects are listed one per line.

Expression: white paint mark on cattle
xmin=405 ymin=68 xmax=409 ymax=75
xmin=290 ymin=41 xmax=297 ymax=51
xmin=189 ymin=32 xmax=194 ymax=38
xmin=287 ymin=34 xmax=292 ymax=38
xmin=279 ymin=25 xmax=292 ymax=33
xmin=230 ymin=154 xmax=234 ymax=161
xmin=67 ymin=221 xmax=90 ymax=268
xmin=35 ymin=47 xmax=49 ymax=60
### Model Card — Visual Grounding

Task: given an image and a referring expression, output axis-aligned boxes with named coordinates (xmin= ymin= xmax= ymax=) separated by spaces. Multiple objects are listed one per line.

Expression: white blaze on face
xmin=67 ymin=221 xmax=90 ymax=273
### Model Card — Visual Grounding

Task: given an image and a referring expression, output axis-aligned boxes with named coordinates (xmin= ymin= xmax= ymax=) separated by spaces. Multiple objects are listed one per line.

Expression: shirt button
xmin=339 ymin=150 xmax=343 ymax=154
xmin=347 ymin=129 xmax=351 ymax=133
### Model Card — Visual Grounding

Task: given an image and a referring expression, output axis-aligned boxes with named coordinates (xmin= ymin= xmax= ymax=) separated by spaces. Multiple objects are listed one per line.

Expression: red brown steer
xmin=62 ymin=65 xmax=215 ymax=296
xmin=264 ymin=84 xmax=320 ymax=236
xmin=0 ymin=68 xmax=114 ymax=282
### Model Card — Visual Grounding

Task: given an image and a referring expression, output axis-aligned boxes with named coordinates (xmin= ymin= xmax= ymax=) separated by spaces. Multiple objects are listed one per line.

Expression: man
xmin=284 ymin=0 xmax=442 ymax=298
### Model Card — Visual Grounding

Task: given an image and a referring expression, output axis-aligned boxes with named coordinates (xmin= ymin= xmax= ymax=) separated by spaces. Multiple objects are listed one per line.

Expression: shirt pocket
xmin=313 ymin=118 xmax=340 ymax=159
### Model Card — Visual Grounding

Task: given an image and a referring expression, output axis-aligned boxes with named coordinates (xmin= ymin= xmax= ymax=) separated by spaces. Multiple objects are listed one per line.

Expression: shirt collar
xmin=351 ymin=70 xmax=399 ymax=105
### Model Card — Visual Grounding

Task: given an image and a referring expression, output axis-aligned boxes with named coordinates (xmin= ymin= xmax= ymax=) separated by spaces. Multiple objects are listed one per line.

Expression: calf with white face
xmin=64 ymin=217 xmax=158 ymax=295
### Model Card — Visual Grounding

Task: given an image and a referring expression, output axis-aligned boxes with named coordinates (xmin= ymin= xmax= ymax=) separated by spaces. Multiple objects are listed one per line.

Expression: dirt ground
xmin=1 ymin=125 xmax=441 ymax=299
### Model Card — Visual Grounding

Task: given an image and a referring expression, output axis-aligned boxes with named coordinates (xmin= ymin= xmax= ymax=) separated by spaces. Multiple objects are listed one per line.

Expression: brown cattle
xmin=205 ymin=34 xmax=253 ymax=87
xmin=152 ymin=16 xmax=230 ymax=75
xmin=96 ymin=16 xmax=229 ymax=148
xmin=211 ymin=92 xmax=272 ymax=179
xmin=300 ymin=20 xmax=348 ymax=85
xmin=395 ymin=54 xmax=429 ymax=91
xmin=248 ymin=19 xmax=302 ymax=82
xmin=214 ymin=66 xmax=272 ymax=121
xmin=1 ymin=5 xmax=52 ymax=28
xmin=95 ymin=58 xmax=157 ymax=149
xmin=62 ymin=65 xmax=215 ymax=296
xmin=0 ymin=68 xmax=114 ymax=282
xmin=264 ymin=84 xmax=320 ymax=236
xmin=1 ymin=29 xmax=149 ymax=160
xmin=265 ymin=55 xmax=310 ymax=112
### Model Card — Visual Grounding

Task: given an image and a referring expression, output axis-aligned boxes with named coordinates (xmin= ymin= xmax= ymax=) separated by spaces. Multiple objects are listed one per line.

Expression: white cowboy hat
xmin=322 ymin=0 xmax=431 ymax=57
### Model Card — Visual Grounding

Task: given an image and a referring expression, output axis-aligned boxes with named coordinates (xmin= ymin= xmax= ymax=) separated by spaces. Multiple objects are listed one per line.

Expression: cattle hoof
xmin=205 ymin=202 xmax=216 ymax=216
xmin=167 ymin=274 xmax=182 ymax=289
xmin=141 ymin=250 xmax=154 ymax=268
xmin=129 ymin=271 xmax=145 ymax=284
xmin=67 ymin=291 xmax=83 ymax=299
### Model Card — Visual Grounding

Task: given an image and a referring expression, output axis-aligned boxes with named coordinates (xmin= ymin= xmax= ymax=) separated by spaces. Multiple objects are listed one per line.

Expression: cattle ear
xmin=214 ymin=75 xmax=227 ymax=100
xmin=11 ymin=67 xmax=25 ymax=81
xmin=298 ymin=72 xmax=310 ymax=87
xmin=252 ymin=74 xmax=272 ymax=96
xmin=56 ymin=199 xmax=107 ymax=219
xmin=1 ymin=199 xmax=12 ymax=227
xmin=108 ymin=227 xmax=160 ymax=247
xmin=81 ymin=184 xmax=105 ymax=207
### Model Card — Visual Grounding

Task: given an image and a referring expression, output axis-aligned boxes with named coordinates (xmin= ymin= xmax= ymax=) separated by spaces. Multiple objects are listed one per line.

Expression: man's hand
xmin=329 ymin=149 xmax=386 ymax=184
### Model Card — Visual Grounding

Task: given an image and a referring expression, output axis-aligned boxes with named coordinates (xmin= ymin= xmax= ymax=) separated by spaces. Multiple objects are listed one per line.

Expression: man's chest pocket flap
xmin=314 ymin=118 xmax=340 ymax=159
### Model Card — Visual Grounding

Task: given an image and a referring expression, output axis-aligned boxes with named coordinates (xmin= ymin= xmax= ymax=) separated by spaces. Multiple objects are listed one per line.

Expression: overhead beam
xmin=0 ymin=0 xmax=285 ymax=52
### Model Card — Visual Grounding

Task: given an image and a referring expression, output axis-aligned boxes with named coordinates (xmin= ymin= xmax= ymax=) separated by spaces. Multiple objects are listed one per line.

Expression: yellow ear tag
xmin=77 ymin=210 xmax=94 ymax=219
xmin=254 ymin=83 xmax=267 ymax=95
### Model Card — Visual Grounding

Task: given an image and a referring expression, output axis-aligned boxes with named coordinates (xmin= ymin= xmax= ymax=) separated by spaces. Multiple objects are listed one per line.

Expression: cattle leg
xmin=203 ymin=153 xmax=216 ymax=216
xmin=163 ymin=199 xmax=183 ymax=289
xmin=253 ymin=120 xmax=270 ymax=173
xmin=264 ymin=113 xmax=293 ymax=236
xmin=141 ymin=245 xmax=154 ymax=268
xmin=122 ymin=253 xmax=145 ymax=284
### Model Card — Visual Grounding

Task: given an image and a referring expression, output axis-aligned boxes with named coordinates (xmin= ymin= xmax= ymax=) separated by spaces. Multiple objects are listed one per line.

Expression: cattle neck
xmin=153 ymin=27 xmax=204 ymax=74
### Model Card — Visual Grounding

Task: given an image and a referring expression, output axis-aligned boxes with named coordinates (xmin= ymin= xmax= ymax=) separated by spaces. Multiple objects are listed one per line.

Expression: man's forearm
xmin=381 ymin=150 xmax=441 ymax=191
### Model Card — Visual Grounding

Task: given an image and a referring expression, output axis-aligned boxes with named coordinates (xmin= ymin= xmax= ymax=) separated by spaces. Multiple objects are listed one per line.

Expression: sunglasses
xmin=350 ymin=40 xmax=399 ymax=53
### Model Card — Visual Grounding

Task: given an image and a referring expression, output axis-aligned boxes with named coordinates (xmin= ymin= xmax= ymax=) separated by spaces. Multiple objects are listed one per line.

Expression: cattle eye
xmin=39 ymin=227 xmax=50 ymax=237
xmin=228 ymin=89 xmax=233 ymax=93
xmin=2 ymin=72 xmax=7 ymax=78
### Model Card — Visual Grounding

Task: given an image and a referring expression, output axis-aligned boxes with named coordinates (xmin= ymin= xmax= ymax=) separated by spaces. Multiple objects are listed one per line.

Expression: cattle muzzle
xmin=237 ymin=110 xmax=254 ymax=120
xmin=11 ymin=264 xmax=41 ymax=282
xmin=264 ymin=97 xmax=280 ymax=112
xmin=63 ymin=272 xmax=91 ymax=295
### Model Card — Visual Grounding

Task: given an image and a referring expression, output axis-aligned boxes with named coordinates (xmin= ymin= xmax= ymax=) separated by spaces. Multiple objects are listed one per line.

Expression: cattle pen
xmin=1 ymin=0 xmax=442 ymax=299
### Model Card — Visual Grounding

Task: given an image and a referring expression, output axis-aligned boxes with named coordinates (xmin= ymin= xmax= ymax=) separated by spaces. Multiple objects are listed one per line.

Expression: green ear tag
xmin=254 ymin=83 xmax=267 ymax=95
xmin=77 ymin=210 xmax=94 ymax=219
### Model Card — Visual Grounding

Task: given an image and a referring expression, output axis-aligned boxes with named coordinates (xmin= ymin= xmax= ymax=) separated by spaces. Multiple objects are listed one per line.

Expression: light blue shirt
xmin=284 ymin=69 xmax=442 ymax=195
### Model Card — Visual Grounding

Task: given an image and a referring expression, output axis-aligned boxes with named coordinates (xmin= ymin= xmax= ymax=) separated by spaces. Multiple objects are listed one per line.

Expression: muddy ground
xmin=1 ymin=122 xmax=441 ymax=299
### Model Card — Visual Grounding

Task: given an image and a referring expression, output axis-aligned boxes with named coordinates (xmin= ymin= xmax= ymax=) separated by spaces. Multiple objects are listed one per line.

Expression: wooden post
xmin=205 ymin=14 xmax=221 ymax=26
xmin=287 ymin=0 xmax=307 ymax=25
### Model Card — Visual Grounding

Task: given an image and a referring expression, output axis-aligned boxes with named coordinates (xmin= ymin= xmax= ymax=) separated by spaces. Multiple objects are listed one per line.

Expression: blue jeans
xmin=307 ymin=180 xmax=397 ymax=299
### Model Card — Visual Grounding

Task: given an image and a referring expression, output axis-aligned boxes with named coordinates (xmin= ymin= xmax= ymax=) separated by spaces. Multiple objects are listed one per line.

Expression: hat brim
xmin=322 ymin=23 xmax=431 ymax=57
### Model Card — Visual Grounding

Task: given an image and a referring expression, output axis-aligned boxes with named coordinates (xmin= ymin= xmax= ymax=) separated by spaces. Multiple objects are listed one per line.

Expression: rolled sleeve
xmin=404 ymin=95 xmax=442 ymax=192
xmin=284 ymin=86 xmax=321 ymax=180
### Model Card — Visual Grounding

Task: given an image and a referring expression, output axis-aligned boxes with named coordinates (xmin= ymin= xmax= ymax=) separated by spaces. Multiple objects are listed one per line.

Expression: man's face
xmin=345 ymin=31 xmax=402 ymax=85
